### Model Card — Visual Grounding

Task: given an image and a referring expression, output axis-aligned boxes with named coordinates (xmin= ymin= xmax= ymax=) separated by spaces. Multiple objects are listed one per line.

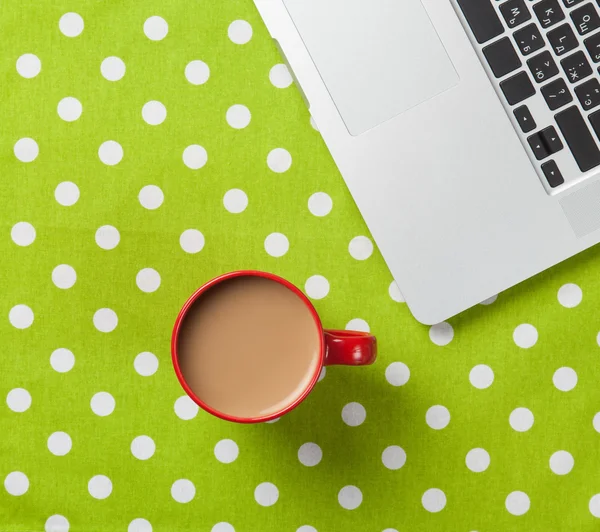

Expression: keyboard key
xmin=541 ymin=160 xmax=565 ymax=188
xmin=514 ymin=23 xmax=545 ymax=55
xmin=534 ymin=0 xmax=566 ymax=28
xmin=555 ymin=105 xmax=600 ymax=171
xmin=500 ymin=0 xmax=532 ymax=28
xmin=527 ymin=51 xmax=559 ymax=83
xmin=561 ymin=51 xmax=593 ymax=82
xmin=588 ymin=108 xmax=600 ymax=138
xmin=457 ymin=0 xmax=504 ymax=44
xmin=570 ymin=3 xmax=600 ymax=35
xmin=575 ymin=78 xmax=600 ymax=110
xmin=500 ymin=71 xmax=536 ymax=104
xmin=483 ymin=37 xmax=522 ymax=77
xmin=514 ymin=105 xmax=537 ymax=132
xmin=562 ymin=0 xmax=585 ymax=7
xmin=547 ymin=24 xmax=578 ymax=56
xmin=584 ymin=32 xmax=600 ymax=62
xmin=540 ymin=125 xmax=564 ymax=153
xmin=528 ymin=132 xmax=550 ymax=159
xmin=542 ymin=78 xmax=573 ymax=109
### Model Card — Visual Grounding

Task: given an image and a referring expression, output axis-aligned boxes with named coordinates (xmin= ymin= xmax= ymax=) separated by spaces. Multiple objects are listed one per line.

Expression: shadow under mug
xmin=171 ymin=270 xmax=377 ymax=423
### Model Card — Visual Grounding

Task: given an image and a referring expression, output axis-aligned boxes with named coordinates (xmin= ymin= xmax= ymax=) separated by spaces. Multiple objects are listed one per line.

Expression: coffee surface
xmin=177 ymin=276 xmax=321 ymax=419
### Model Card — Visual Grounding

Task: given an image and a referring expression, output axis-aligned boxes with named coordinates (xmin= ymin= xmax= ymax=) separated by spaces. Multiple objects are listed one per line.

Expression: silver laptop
xmin=254 ymin=0 xmax=600 ymax=324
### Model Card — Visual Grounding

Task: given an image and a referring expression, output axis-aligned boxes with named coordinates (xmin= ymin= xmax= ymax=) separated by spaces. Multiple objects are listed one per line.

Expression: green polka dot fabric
xmin=2 ymin=2 xmax=600 ymax=531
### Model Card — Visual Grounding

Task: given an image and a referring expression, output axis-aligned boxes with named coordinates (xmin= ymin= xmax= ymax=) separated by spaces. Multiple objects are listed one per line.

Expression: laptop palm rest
xmin=283 ymin=0 xmax=460 ymax=136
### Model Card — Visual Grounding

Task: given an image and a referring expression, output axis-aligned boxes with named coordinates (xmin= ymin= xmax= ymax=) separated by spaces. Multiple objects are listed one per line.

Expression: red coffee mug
xmin=171 ymin=270 xmax=377 ymax=423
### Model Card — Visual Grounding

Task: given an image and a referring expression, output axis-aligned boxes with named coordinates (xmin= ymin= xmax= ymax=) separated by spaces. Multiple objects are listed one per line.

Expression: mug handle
xmin=324 ymin=330 xmax=377 ymax=366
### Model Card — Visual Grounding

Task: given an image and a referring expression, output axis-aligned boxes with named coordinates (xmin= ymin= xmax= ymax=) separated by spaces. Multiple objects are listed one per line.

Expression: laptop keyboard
xmin=455 ymin=0 xmax=600 ymax=192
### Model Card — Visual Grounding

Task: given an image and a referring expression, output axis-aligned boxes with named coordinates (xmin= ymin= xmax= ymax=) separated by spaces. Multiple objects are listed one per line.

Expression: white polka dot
xmin=254 ymin=482 xmax=279 ymax=506
xmin=142 ymin=101 xmax=167 ymax=126
xmin=226 ymin=104 xmax=251 ymax=129
xmin=308 ymin=192 xmax=332 ymax=217
xmin=136 ymin=268 xmax=161 ymax=293
xmin=90 ymin=392 xmax=115 ymax=416
xmin=95 ymin=225 xmax=120 ymax=250
xmin=14 ymin=138 xmax=39 ymax=162
xmin=296 ymin=527 xmax=316 ymax=532
xmin=183 ymin=144 xmax=208 ymax=170
xmin=382 ymin=446 xmax=406 ymax=470
xmin=174 ymin=396 xmax=199 ymax=420
xmin=305 ymin=275 xmax=329 ymax=300
xmin=134 ymin=352 xmax=158 ymax=377
xmin=228 ymin=20 xmax=252 ymax=44
xmin=180 ymin=229 xmax=205 ymax=254
xmin=4 ymin=472 xmax=29 ymax=496
xmin=505 ymin=491 xmax=530 ymax=516
xmin=590 ymin=494 xmax=600 ymax=517
xmin=298 ymin=443 xmax=322 ymax=467
xmin=513 ymin=324 xmax=538 ymax=348
xmin=93 ymin=308 xmax=118 ymax=333
xmin=549 ymin=450 xmax=574 ymax=475
xmin=211 ymin=524 xmax=234 ymax=532
xmin=388 ymin=281 xmax=405 ymax=303
xmin=345 ymin=318 xmax=370 ymax=332
xmin=318 ymin=367 xmax=326 ymax=382
xmin=214 ymin=439 xmax=239 ymax=464
xmin=597 ymin=331 xmax=600 ymax=347
xmin=341 ymin=402 xmax=366 ymax=427
xmin=47 ymin=432 xmax=72 ymax=456
xmin=88 ymin=475 xmax=112 ymax=499
xmin=223 ymin=189 xmax=248 ymax=213
xmin=144 ymin=16 xmax=168 ymax=41
xmin=6 ymin=388 xmax=31 ymax=413
xmin=54 ymin=181 xmax=80 ymax=206
xmin=11 ymin=222 xmax=36 ymax=246
xmin=557 ymin=283 xmax=582 ymax=308
xmin=185 ymin=60 xmax=210 ymax=85
xmin=9 ymin=304 xmax=34 ymax=329
xmin=101 ymin=56 xmax=126 ymax=81
xmin=267 ymin=148 xmax=292 ymax=173
xmin=426 ymin=405 xmax=450 ymax=430
xmin=385 ymin=362 xmax=410 ymax=387
xmin=128 ymin=518 xmax=152 ymax=532
xmin=57 ymin=97 xmax=82 ymax=122
xmin=45 ymin=514 xmax=70 ymax=532
xmin=348 ymin=236 xmax=374 ymax=260
xmin=269 ymin=64 xmax=293 ymax=88
xmin=594 ymin=412 xmax=600 ymax=433
xmin=465 ymin=448 xmax=490 ymax=473
xmin=553 ymin=367 xmax=577 ymax=392
xmin=429 ymin=322 xmax=454 ymax=346
xmin=138 ymin=185 xmax=164 ymax=210
xmin=264 ymin=233 xmax=289 ymax=257
xmin=480 ymin=294 xmax=498 ymax=305
xmin=338 ymin=485 xmax=362 ymax=510
xmin=52 ymin=264 xmax=77 ymax=289
xmin=16 ymin=53 xmax=41 ymax=78
xmin=59 ymin=13 xmax=84 ymax=37
xmin=171 ymin=479 xmax=195 ymax=503
xmin=382 ymin=529 xmax=399 ymax=532
xmin=422 ymin=489 xmax=446 ymax=513
xmin=509 ymin=407 xmax=534 ymax=432
xmin=98 ymin=140 xmax=123 ymax=166
xmin=469 ymin=365 xmax=494 ymax=389
xmin=50 ymin=348 xmax=75 ymax=373
xmin=131 ymin=436 xmax=155 ymax=460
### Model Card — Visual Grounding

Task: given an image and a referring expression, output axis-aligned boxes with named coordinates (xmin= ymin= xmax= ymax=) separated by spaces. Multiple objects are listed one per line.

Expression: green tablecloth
xmin=3 ymin=1 xmax=600 ymax=531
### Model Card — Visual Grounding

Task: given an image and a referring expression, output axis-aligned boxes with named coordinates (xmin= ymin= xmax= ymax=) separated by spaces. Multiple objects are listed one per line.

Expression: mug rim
xmin=171 ymin=270 xmax=325 ymax=424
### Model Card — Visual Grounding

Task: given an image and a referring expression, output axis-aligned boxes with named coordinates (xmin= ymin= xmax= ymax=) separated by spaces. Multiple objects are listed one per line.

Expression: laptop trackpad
xmin=283 ymin=0 xmax=459 ymax=136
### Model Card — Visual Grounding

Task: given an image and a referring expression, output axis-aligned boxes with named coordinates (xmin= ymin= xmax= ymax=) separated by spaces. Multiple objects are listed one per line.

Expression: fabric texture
xmin=2 ymin=1 xmax=600 ymax=531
